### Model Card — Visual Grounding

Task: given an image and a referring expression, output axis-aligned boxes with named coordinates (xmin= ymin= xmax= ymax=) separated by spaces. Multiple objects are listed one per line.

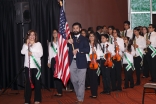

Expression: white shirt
xmin=48 ymin=42 xmax=58 ymax=64
xmin=124 ymin=29 xmax=133 ymax=39
xmin=86 ymin=44 xmax=101 ymax=61
xmin=143 ymin=33 xmax=148 ymax=40
xmin=112 ymin=37 xmax=124 ymax=56
xmin=21 ymin=42 xmax=43 ymax=68
xmin=149 ymin=31 xmax=156 ymax=48
xmin=134 ymin=35 xmax=146 ymax=57
xmin=99 ymin=42 xmax=115 ymax=59
xmin=73 ymin=34 xmax=80 ymax=58
xmin=122 ymin=46 xmax=135 ymax=64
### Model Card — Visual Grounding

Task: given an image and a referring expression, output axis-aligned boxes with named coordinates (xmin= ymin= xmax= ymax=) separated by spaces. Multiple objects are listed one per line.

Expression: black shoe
xmin=89 ymin=96 xmax=97 ymax=98
xmin=130 ymin=86 xmax=134 ymax=88
xmin=117 ymin=89 xmax=122 ymax=92
xmin=111 ymin=89 xmax=117 ymax=92
xmin=54 ymin=94 xmax=62 ymax=97
xmin=123 ymin=87 xmax=128 ymax=89
xmin=100 ymin=91 xmax=110 ymax=95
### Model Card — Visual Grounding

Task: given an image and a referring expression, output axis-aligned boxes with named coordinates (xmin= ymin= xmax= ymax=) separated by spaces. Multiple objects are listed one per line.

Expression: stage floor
xmin=0 ymin=74 xmax=156 ymax=104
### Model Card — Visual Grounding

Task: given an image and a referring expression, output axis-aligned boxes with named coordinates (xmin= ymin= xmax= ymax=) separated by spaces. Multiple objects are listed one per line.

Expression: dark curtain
xmin=0 ymin=0 xmax=60 ymax=90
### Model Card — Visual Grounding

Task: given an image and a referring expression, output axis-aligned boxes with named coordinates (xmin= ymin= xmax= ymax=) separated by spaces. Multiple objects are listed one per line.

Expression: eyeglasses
xmin=148 ymin=27 xmax=152 ymax=28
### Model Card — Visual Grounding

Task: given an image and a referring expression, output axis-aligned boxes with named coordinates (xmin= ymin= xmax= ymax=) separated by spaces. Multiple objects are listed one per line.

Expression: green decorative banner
xmin=131 ymin=13 xmax=151 ymax=29
xmin=131 ymin=0 xmax=150 ymax=12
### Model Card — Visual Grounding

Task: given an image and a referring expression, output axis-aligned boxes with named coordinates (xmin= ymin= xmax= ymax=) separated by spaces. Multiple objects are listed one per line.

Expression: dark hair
xmin=102 ymin=25 xmax=107 ymax=28
xmin=108 ymin=26 xmax=115 ymax=30
xmin=81 ymin=29 xmax=88 ymax=38
xmin=96 ymin=26 xmax=102 ymax=31
xmin=142 ymin=26 xmax=148 ymax=34
xmin=149 ymin=24 xmax=156 ymax=30
xmin=124 ymin=36 xmax=133 ymax=52
xmin=101 ymin=34 xmax=109 ymax=39
xmin=88 ymin=32 xmax=98 ymax=49
xmin=51 ymin=29 xmax=58 ymax=47
xmin=124 ymin=21 xmax=130 ymax=25
xmin=88 ymin=27 xmax=94 ymax=32
xmin=132 ymin=27 xmax=140 ymax=40
xmin=72 ymin=22 xmax=82 ymax=28
xmin=25 ymin=30 xmax=38 ymax=43
xmin=113 ymin=28 xmax=121 ymax=38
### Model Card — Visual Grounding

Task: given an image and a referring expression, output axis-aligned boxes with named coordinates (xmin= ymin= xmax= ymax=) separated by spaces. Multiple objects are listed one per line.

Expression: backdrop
xmin=0 ymin=0 xmax=60 ymax=89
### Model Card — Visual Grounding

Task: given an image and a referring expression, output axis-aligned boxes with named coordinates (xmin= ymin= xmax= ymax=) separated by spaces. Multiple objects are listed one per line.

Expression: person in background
xmin=101 ymin=25 xmax=108 ymax=34
xmin=123 ymin=21 xmax=133 ymax=39
xmin=142 ymin=26 xmax=149 ymax=78
xmin=47 ymin=29 xmax=63 ymax=97
xmin=81 ymin=29 xmax=88 ymax=38
xmin=88 ymin=27 xmax=94 ymax=34
xmin=146 ymin=24 xmax=156 ymax=82
xmin=138 ymin=26 xmax=143 ymax=36
xmin=21 ymin=30 xmax=43 ymax=104
xmin=108 ymin=26 xmax=115 ymax=44
xmin=123 ymin=36 xmax=135 ymax=89
xmin=132 ymin=27 xmax=146 ymax=85
xmin=96 ymin=26 xmax=102 ymax=43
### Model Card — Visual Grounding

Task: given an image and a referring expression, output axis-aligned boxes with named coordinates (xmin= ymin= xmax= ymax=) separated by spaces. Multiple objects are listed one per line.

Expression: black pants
xmin=147 ymin=48 xmax=156 ymax=82
xmin=51 ymin=58 xmax=63 ymax=94
xmin=111 ymin=60 xmax=122 ymax=90
xmin=134 ymin=56 xmax=142 ymax=84
xmin=143 ymin=54 xmax=149 ymax=77
xmin=88 ymin=62 xmax=98 ymax=96
xmin=25 ymin=67 xmax=41 ymax=103
xmin=101 ymin=60 xmax=111 ymax=92
xmin=85 ymin=67 xmax=90 ymax=88
xmin=123 ymin=64 xmax=134 ymax=88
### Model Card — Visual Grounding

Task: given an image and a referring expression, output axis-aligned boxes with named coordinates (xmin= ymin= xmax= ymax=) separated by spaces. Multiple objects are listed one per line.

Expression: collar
xmin=126 ymin=28 xmax=131 ymax=31
xmin=75 ymin=34 xmax=80 ymax=38
xmin=135 ymin=35 xmax=140 ymax=39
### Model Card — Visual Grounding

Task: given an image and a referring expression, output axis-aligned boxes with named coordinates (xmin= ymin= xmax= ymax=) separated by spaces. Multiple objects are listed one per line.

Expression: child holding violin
xmin=87 ymin=32 xmax=101 ymax=98
xmin=123 ymin=37 xmax=135 ymax=89
xmin=99 ymin=34 xmax=115 ymax=95
xmin=111 ymin=29 xmax=124 ymax=91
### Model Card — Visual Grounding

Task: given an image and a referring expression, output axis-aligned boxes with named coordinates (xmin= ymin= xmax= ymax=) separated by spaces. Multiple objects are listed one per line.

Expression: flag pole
xmin=59 ymin=1 xmax=74 ymax=50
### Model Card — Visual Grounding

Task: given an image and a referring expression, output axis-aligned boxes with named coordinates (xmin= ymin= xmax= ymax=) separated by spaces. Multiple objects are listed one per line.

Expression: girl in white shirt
xmin=133 ymin=27 xmax=146 ymax=85
xmin=111 ymin=29 xmax=124 ymax=91
xmin=142 ymin=26 xmax=149 ymax=78
xmin=87 ymin=32 xmax=101 ymax=98
xmin=47 ymin=29 xmax=63 ymax=97
xmin=99 ymin=34 xmax=115 ymax=95
xmin=21 ymin=30 xmax=43 ymax=104
xmin=123 ymin=37 xmax=135 ymax=89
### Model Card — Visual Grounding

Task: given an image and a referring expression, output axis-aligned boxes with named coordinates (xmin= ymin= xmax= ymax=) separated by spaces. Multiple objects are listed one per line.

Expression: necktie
xmin=102 ymin=44 xmax=105 ymax=53
xmin=125 ymin=30 xmax=127 ymax=37
xmin=148 ymin=33 xmax=151 ymax=39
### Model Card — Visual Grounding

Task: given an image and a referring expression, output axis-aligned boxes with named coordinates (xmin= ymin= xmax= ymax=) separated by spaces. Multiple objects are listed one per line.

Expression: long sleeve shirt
xmin=112 ymin=37 xmax=124 ymax=56
xmin=149 ymin=31 xmax=156 ymax=48
xmin=86 ymin=44 xmax=101 ymax=61
xmin=21 ymin=42 xmax=43 ymax=68
xmin=134 ymin=35 xmax=146 ymax=57
xmin=48 ymin=42 xmax=58 ymax=64
xmin=99 ymin=42 xmax=115 ymax=59
xmin=122 ymin=46 xmax=135 ymax=64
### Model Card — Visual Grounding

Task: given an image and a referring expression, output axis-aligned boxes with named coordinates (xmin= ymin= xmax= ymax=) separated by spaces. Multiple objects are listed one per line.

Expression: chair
xmin=142 ymin=83 xmax=156 ymax=104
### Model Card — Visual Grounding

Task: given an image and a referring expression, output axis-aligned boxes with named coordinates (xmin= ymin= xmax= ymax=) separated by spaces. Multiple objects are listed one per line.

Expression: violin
xmin=89 ymin=46 xmax=98 ymax=70
xmin=104 ymin=44 xmax=113 ymax=67
xmin=113 ymin=38 xmax=121 ymax=61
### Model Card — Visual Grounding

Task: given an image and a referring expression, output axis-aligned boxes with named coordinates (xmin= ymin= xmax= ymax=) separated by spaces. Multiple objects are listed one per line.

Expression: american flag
xmin=54 ymin=6 xmax=70 ymax=86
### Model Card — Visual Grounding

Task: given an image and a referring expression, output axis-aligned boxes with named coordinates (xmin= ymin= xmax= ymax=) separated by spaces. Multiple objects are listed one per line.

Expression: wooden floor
xmin=0 ymin=73 xmax=156 ymax=104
